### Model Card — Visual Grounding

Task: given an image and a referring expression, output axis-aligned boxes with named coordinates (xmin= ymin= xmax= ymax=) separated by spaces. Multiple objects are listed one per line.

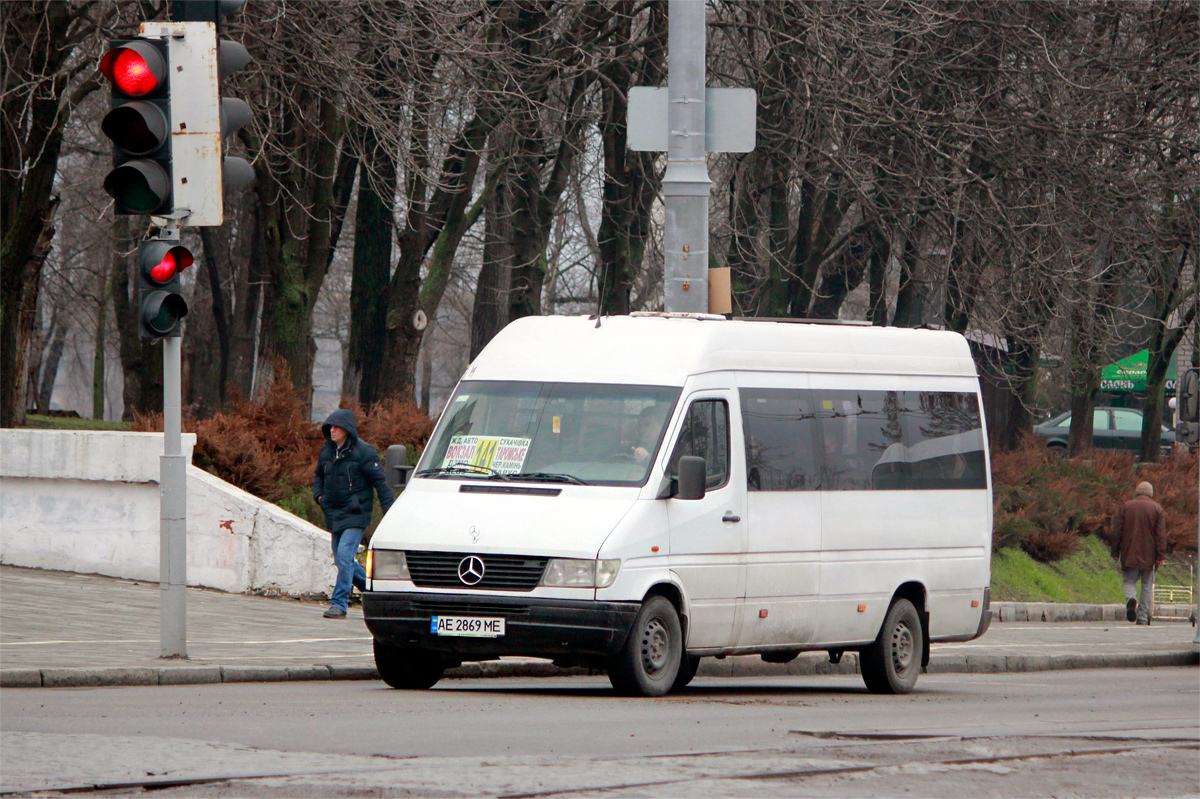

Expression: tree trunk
xmin=866 ymin=224 xmax=891 ymax=326
xmin=471 ymin=162 xmax=514 ymax=360
xmin=0 ymin=1 xmax=96 ymax=427
xmin=809 ymin=225 xmax=871 ymax=320
xmin=254 ymin=93 xmax=355 ymax=413
xmin=92 ymin=265 xmax=108 ymax=420
xmin=375 ymin=109 xmax=497 ymax=402
xmin=1000 ymin=336 xmax=1042 ymax=451
xmin=346 ymin=136 xmax=396 ymax=405
xmin=184 ymin=231 xmax=222 ymax=418
xmin=38 ymin=312 xmax=68 ymax=411
xmin=596 ymin=1 xmax=666 ymax=316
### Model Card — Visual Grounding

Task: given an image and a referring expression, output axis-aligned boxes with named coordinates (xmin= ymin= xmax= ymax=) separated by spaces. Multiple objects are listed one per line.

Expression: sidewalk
xmin=2 ymin=565 xmax=1195 ymax=688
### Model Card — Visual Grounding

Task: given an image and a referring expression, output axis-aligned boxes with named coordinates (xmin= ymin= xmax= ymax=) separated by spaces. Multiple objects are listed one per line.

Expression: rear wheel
xmin=608 ymin=595 xmax=682 ymax=696
xmin=374 ymin=641 xmax=444 ymax=690
xmin=860 ymin=598 xmax=922 ymax=694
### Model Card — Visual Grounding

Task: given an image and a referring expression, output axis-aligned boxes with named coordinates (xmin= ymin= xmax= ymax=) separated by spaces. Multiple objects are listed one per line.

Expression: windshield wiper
xmin=416 ymin=463 xmax=510 ymax=481
xmin=509 ymin=471 xmax=589 ymax=486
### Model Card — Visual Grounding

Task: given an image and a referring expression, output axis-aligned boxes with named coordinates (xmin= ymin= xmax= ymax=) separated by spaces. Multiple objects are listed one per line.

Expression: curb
xmin=991 ymin=602 xmax=1195 ymax=623
xmin=3 ymin=650 xmax=1195 ymax=689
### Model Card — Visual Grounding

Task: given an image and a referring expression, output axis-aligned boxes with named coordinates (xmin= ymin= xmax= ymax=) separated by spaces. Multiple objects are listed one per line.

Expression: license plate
xmin=430 ymin=615 xmax=505 ymax=637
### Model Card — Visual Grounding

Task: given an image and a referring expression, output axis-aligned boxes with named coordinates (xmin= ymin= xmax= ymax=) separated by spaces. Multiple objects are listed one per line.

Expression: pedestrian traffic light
xmin=137 ymin=240 xmax=192 ymax=338
xmin=100 ymin=38 xmax=173 ymax=215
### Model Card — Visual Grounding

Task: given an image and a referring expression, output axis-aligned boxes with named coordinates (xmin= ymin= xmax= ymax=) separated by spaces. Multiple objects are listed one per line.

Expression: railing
xmin=1153 ymin=584 xmax=1194 ymax=605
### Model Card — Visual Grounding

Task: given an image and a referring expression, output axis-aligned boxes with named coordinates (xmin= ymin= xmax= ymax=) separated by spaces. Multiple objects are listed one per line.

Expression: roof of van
xmin=463 ymin=314 xmax=978 ymax=386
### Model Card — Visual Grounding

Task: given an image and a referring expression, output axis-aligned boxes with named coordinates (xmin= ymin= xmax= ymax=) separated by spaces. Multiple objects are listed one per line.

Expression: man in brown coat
xmin=1112 ymin=481 xmax=1168 ymax=625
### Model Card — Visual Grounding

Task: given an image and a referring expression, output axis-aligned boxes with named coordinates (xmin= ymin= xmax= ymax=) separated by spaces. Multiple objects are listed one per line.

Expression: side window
xmin=1094 ymin=409 xmax=1110 ymax=431
xmin=668 ymin=399 xmax=730 ymax=490
xmin=900 ymin=391 xmax=987 ymax=490
xmin=812 ymin=390 xmax=900 ymax=490
xmin=740 ymin=388 xmax=820 ymax=491
xmin=1111 ymin=410 xmax=1141 ymax=432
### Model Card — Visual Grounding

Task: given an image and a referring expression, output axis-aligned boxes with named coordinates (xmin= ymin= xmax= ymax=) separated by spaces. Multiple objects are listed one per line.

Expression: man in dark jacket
xmin=1112 ymin=481 xmax=1168 ymax=625
xmin=313 ymin=409 xmax=394 ymax=619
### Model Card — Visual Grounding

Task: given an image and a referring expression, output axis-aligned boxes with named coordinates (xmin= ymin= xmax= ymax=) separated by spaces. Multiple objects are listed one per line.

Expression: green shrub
xmin=277 ymin=485 xmax=324 ymax=528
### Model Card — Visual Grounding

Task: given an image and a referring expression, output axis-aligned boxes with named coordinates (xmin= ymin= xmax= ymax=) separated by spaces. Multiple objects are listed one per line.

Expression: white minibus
xmin=364 ymin=314 xmax=993 ymax=696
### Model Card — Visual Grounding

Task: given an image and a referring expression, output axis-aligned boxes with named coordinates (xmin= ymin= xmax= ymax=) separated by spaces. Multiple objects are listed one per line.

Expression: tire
xmin=673 ymin=654 xmax=701 ymax=688
xmin=1048 ymin=442 xmax=1067 ymax=456
xmin=374 ymin=640 xmax=444 ymax=690
xmin=608 ymin=596 xmax=682 ymax=696
xmin=860 ymin=598 xmax=922 ymax=695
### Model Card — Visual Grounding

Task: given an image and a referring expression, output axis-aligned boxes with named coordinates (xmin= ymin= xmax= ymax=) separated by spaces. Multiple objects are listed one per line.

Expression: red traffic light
xmin=99 ymin=42 xmax=166 ymax=97
xmin=137 ymin=240 xmax=191 ymax=338
xmin=149 ymin=246 xmax=194 ymax=283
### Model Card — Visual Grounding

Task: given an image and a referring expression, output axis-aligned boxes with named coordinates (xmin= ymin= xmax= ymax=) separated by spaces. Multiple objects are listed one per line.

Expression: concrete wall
xmin=0 ymin=430 xmax=334 ymax=597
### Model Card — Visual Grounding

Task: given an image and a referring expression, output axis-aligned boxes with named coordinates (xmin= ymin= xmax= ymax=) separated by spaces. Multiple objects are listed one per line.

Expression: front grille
xmin=411 ymin=599 xmax=530 ymax=616
xmin=405 ymin=550 xmax=548 ymax=592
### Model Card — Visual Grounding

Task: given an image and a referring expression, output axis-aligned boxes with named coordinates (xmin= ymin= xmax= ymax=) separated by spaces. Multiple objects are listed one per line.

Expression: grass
xmin=992 ymin=534 xmax=1197 ymax=603
xmin=991 ymin=536 xmax=1124 ymax=603
xmin=24 ymin=414 xmax=129 ymax=431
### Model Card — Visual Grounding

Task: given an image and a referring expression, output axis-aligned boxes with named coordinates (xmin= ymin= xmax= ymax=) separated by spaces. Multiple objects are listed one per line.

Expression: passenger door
xmin=1092 ymin=409 xmax=1114 ymax=449
xmin=666 ymin=392 xmax=745 ymax=649
xmin=1110 ymin=409 xmax=1144 ymax=452
xmin=736 ymin=383 xmax=822 ymax=648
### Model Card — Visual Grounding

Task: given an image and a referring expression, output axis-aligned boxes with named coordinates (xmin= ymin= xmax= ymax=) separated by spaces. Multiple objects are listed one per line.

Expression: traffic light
xmin=217 ymin=41 xmax=254 ymax=192
xmin=170 ymin=0 xmax=255 ymax=205
xmin=100 ymin=38 xmax=173 ymax=215
xmin=138 ymin=240 xmax=192 ymax=338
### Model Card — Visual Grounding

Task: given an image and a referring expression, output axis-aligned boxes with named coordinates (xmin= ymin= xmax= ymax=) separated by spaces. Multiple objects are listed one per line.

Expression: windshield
xmin=419 ymin=381 xmax=681 ymax=486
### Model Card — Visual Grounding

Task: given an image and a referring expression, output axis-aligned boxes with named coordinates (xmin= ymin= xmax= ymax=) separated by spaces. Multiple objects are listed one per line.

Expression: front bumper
xmin=363 ymin=591 xmax=640 ymax=661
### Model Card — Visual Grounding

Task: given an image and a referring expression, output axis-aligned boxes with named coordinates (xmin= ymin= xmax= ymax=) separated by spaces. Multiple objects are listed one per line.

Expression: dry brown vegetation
xmin=134 ymin=362 xmax=434 ymax=502
xmin=992 ymin=438 xmax=1198 ymax=562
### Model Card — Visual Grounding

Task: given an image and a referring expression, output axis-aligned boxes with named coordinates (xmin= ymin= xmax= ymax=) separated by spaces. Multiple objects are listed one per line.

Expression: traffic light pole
xmin=161 ymin=331 xmax=187 ymax=658
xmin=662 ymin=0 xmax=710 ymax=313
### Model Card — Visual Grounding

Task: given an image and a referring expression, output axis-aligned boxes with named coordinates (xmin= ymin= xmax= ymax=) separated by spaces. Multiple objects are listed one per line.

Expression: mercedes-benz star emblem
xmin=469 ymin=525 xmax=480 ymax=544
xmin=458 ymin=556 xmax=485 ymax=586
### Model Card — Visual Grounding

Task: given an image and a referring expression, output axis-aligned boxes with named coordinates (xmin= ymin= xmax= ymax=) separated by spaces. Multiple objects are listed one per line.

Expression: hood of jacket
xmin=322 ymin=408 xmax=359 ymax=444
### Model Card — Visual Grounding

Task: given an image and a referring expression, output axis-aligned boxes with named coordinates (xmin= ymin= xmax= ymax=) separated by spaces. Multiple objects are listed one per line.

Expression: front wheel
xmin=374 ymin=641 xmax=444 ymax=690
xmin=608 ymin=596 xmax=682 ymax=696
xmin=860 ymin=598 xmax=922 ymax=694
xmin=673 ymin=655 xmax=701 ymax=688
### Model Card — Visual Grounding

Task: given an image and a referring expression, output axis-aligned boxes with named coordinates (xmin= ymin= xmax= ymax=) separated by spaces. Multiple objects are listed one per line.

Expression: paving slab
xmin=2 ymin=565 xmax=1195 ymax=688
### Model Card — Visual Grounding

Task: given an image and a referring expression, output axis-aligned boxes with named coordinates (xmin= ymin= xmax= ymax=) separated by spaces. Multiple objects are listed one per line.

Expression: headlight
xmin=368 ymin=549 xmax=410 ymax=580
xmin=541 ymin=558 xmax=621 ymax=588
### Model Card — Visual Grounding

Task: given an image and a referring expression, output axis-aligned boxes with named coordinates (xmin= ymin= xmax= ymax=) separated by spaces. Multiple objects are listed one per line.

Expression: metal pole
xmin=662 ymin=0 xmax=709 ymax=313
xmin=161 ymin=335 xmax=187 ymax=658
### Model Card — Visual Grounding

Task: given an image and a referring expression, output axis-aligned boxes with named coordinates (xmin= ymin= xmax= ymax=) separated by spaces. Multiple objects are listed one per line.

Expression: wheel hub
xmin=640 ymin=618 xmax=669 ymax=673
xmin=891 ymin=621 xmax=914 ymax=672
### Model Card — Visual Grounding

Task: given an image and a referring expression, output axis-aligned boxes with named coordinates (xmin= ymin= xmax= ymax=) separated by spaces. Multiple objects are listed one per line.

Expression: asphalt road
xmin=2 ymin=667 xmax=1196 ymax=797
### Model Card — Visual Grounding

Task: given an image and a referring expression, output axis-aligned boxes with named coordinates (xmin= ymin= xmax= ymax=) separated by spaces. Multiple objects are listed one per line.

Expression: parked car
xmin=1033 ymin=408 xmax=1175 ymax=454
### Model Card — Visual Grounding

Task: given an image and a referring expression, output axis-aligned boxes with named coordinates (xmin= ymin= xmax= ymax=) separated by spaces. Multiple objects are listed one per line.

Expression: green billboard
xmin=1100 ymin=350 xmax=1177 ymax=393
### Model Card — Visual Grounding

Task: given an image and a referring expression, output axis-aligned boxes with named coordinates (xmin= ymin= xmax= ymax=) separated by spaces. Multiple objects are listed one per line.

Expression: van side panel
xmin=816 ymin=491 xmax=990 ymax=642
xmin=737 ymin=492 xmax=821 ymax=647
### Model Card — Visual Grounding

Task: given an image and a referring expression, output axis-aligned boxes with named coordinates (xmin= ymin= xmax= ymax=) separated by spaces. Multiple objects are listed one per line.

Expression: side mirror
xmin=386 ymin=444 xmax=415 ymax=493
xmin=675 ymin=455 xmax=707 ymax=500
